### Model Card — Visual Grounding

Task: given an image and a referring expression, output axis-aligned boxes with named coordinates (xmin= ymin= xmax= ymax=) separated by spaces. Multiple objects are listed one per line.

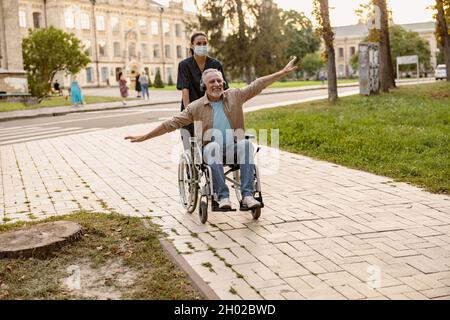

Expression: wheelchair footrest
xmin=212 ymin=207 xmax=237 ymax=212
xmin=211 ymin=201 xmax=237 ymax=212
xmin=239 ymin=203 xmax=264 ymax=211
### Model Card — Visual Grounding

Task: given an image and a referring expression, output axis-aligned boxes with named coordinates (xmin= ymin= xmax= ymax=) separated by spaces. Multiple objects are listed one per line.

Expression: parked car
xmin=435 ymin=64 xmax=447 ymax=80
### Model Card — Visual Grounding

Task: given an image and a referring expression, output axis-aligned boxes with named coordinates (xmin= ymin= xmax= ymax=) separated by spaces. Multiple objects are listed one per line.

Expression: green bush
xmin=153 ymin=69 xmax=165 ymax=88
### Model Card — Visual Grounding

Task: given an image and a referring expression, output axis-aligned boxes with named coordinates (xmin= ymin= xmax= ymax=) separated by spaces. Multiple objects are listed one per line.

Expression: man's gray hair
xmin=201 ymin=68 xmax=223 ymax=83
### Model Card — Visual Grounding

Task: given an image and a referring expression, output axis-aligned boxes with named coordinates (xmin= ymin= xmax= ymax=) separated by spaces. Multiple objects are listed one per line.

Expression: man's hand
xmin=282 ymin=56 xmax=298 ymax=75
xmin=124 ymin=135 xmax=148 ymax=143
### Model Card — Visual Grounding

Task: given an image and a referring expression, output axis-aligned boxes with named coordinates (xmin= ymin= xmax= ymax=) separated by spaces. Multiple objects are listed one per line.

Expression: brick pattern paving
xmin=1 ymin=123 xmax=449 ymax=300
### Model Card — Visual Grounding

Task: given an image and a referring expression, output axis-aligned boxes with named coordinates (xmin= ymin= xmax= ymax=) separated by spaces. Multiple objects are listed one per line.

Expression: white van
xmin=435 ymin=64 xmax=447 ymax=80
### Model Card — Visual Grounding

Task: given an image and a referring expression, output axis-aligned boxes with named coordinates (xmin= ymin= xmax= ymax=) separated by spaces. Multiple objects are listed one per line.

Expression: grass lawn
xmin=246 ymin=82 xmax=450 ymax=194
xmin=0 ymin=211 xmax=202 ymax=300
xmin=0 ymin=96 xmax=126 ymax=113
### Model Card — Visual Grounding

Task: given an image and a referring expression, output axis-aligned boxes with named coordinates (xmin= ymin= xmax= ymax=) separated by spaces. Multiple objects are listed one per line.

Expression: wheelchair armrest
xmin=245 ymin=134 xmax=255 ymax=140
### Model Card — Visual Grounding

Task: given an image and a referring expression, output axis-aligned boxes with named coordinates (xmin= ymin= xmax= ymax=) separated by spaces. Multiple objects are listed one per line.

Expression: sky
xmin=157 ymin=0 xmax=435 ymax=26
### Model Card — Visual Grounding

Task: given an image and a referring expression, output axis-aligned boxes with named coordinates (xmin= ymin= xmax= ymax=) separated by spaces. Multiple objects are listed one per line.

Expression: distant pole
xmin=90 ymin=0 xmax=100 ymax=87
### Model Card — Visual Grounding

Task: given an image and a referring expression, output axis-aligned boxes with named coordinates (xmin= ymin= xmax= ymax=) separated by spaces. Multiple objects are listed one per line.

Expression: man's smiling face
xmin=204 ymin=71 xmax=224 ymax=101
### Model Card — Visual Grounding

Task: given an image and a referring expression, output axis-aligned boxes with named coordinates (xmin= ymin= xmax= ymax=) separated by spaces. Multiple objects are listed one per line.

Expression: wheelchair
xmin=178 ymin=136 xmax=264 ymax=224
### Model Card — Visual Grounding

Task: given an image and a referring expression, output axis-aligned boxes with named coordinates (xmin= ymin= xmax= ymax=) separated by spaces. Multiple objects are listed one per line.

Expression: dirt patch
xmin=60 ymin=258 xmax=138 ymax=300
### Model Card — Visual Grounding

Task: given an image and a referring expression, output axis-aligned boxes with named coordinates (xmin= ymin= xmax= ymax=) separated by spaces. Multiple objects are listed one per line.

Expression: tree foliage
xmin=301 ymin=53 xmax=324 ymax=78
xmin=153 ymin=69 xmax=164 ymax=88
xmin=190 ymin=0 xmax=319 ymax=82
xmin=22 ymin=27 xmax=90 ymax=100
xmin=389 ymin=25 xmax=432 ymax=73
xmin=282 ymin=10 xmax=321 ymax=77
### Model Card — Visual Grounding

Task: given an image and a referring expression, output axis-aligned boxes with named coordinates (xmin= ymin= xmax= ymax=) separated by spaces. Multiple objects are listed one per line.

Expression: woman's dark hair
xmin=118 ymin=72 xmax=123 ymax=79
xmin=189 ymin=31 xmax=207 ymax=55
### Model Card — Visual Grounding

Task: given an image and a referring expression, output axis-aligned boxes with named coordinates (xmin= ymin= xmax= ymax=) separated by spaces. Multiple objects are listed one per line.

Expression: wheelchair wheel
xmin=178 ymin=154 xmax=198 ymax=213
xmin=251 ymin=207 xmax=261 ymax=220
xmin=199 ymin=200 xmax=208 ymax=224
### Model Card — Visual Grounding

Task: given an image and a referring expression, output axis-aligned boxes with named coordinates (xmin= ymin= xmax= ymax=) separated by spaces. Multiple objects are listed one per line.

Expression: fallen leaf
xmin=5 ymin=265 xmax=12 ymax=273
xmin=124 ymin=249 xmax=133 ymax=259
xmin=96 ymin=246 xmax=103 ymax=251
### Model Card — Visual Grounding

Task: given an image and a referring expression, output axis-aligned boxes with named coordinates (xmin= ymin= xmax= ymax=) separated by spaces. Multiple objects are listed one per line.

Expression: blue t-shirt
xmin=210 ymin=100 xmax=233 ymax=147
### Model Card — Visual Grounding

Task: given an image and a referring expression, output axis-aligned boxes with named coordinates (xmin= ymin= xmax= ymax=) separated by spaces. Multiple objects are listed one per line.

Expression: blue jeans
xmin=203 ymin=140 xmax=254 ymax=201
xmin=141 ymin=84 xmax=149 ymax=99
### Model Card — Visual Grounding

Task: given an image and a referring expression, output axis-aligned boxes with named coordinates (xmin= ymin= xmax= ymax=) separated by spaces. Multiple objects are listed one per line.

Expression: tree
xmin=154 ymin=69 xmax=164 ymax=88
xmin=191 ymin=0 xmax=254 ymax=83
xmin=313 ymin=0 xmax=338 ymax=102
xmin=357 ymin=0 xmax=395 ymax=90
xmin=375 ymin=0 xmax=396 ymax=91
xmin=349 ymin=53 xmax=359 ymax=75
xmin=282 ymin=10 xmax=321 ymax=76
xmin=389 ymin=25 xmax=431 ymax=76
xmin=300 ymin=53 xmax=324 ymax=79
xmin=252 ymin=1 xmax=288 ymax=76
xmin=22 ymin=27 xmax=90 ymax=100
xmin=435 ymin=0 xmax=450 ymax=81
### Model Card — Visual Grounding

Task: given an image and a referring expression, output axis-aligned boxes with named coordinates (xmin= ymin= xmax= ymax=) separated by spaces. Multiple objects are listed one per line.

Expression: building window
xmin=101 ymin=67 xmax=108 ymax=82
xmin=19 ymin=10 xmax=27 ymax=28
xmin=83 ymin=40 xmax=92 ymax=56
xmin=33 ymin=12 xmax=43 ymax=29
xmin=339 ymin=47 xmax=344 ymax=58
xmin=98 ymin=42 xmax=106 ymax=57
xmin=111 ymin=16 xmax=120 ymax=32
xmin=166 ymin=67 xmax=172 ymax=83
xmin=176 ymin=45 xmax=182 ymax=59
xmin=175 ymin=24 xmax=182 ymax=37
xmin=138 ymin=19 xmax=147 ymax=33
xmin=141 ymin=43 xmax=148 ymax=58
xmin=338 ymin=64 xmax=345 ymax=77
xmin=165 ymin=45 xmax=171 ymax=58
xmin=163 ymin=21 xmax=170 ymax=35
xmin=113 ymin=42 xmax=121 ymax=57
xmin=96 ymin=15 xmax=105 ymax=31
xmin=64 ymin=9 xmax=75 ymax=29
xmin=153 ymin=44 xmax=160 ymax=58
xmin=86 ymin=67 xmax=94 ymax=83
xmin=151 ymin=21 xmax=158 ymax=35
xmin=350 ymin=46 xmax=356 ymax=56
xmin=128 ymin=42 xmax=136 ymax=57
xmin=81 ymin=13 xmax=90 ymax=30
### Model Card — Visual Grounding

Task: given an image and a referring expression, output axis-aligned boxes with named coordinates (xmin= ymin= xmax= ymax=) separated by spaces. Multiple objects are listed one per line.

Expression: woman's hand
xmin=124 ymin=135 xmax=148 ymax=143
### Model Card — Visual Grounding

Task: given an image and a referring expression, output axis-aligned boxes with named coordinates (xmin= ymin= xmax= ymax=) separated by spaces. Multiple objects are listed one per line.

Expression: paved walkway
xmin=0 ymin=119 xmax=449 ymax=300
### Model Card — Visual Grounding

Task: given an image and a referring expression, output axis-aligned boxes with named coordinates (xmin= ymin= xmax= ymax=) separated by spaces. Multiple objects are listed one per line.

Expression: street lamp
xmin=90 ymin=0 xmax=100 ymax=87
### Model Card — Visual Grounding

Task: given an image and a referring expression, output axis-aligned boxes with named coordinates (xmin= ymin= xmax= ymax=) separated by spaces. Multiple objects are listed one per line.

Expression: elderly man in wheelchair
xmin=125 ymin=57 xmax=297 ymax=223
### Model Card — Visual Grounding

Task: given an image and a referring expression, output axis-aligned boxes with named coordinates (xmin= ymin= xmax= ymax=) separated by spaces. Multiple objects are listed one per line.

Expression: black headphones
xmin=200 ymin=78 xmax=227 ymax=92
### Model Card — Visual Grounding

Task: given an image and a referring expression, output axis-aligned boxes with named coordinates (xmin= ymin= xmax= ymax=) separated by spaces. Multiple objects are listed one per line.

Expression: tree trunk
xmin=436 ymin=0 xmax=450 ymax=81
xmin=236 ymin=0 xmax=252 ymax=84
xmin=376 ymin=0 xmax=395 ymax=91
xmin=319 ymin=0 xmax=338 ymax=102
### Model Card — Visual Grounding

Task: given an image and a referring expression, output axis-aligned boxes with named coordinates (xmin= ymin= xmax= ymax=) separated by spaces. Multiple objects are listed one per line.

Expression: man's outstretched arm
xmin=125 ymin=106 xmax=194 ymax=143
xmin=239 ymin=57 xmax=298 ymax=102
xmin=125 ymin=124 xmax=168 ymax=143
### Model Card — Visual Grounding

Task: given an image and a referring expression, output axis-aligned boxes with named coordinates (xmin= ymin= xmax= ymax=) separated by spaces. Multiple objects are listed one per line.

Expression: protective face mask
xmin=194 ymin=45 xmax=208 ymax=56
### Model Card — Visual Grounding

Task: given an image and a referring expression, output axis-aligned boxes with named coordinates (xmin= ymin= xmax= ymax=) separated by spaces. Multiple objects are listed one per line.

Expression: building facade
xmin=333 ymin=21 xmax=437 ymax=78
xmin=17 ymin=0 xmax=196 ymax=88
xmin=0 ymin=0 xmax=28 ymax=95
